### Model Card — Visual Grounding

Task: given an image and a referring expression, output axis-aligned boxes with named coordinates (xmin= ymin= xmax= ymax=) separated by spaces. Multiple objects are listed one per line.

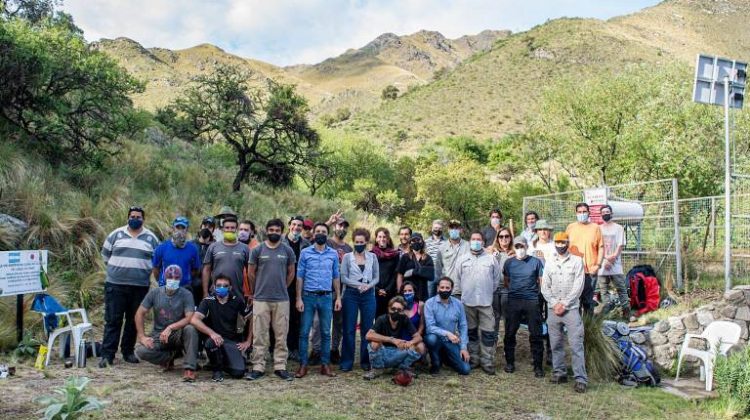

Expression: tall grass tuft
xmin=583 ymin=313 xmax=621 ymax=381
xmin=713 ymin=344 xmax=750 ymax=417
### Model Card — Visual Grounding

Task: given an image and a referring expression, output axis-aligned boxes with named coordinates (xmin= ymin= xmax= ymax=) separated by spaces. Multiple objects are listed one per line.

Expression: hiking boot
xmin=363 ymin=368 xmax=383 ymax=380
xmin=182 ymin=369 xmax=196 ymax=382
xmin=212 ymin=371 xmax=224 ymax=382
xmin=295 ymin=365 xmax=309 ymax=378
xmin=504 ymin=363 xmax=515 ymax=373
xmin=534 ymin=367 xmax=545 ymax=378
xmin=330 ymin=349 xmax=341 ymax=364
xmin=98 ymin=357 xmax=113 ymax=368
xmin=308 ymin=351 xmax=322 ymax=366
xmin=574 ymin=382 xmax=587 ymax=393
xmin=481 ymin=366 xmax=496 ymax=376
xmin=550 ymin=375 xmax=568 ymax=384
xmin=244 ymin=370 xmax=264 ymax=381
xmin=123 ymin=354 xmax=140 ymax=364
xmin=274 ymin=370 xmax=294 ymax=381
xmin=320 ymin=364 xmax=337 ymax=377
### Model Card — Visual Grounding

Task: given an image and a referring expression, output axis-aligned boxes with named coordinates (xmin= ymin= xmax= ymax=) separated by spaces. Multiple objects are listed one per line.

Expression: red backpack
xmin=629 ymin=272 xmax=660 ymax=316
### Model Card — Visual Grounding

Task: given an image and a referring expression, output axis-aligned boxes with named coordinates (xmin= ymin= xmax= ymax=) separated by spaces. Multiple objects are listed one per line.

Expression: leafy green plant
xmin=13 ymin=332 xmax=41 ymax=359
xmin=713 ymin=344 xmax=750 ymax=417
xmin=35 ymin=376 xmax=106 ymax=420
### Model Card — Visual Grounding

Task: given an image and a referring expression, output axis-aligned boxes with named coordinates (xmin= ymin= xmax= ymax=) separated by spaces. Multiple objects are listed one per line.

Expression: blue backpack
xmin=616 ymin=338 xmax=660 ymax=386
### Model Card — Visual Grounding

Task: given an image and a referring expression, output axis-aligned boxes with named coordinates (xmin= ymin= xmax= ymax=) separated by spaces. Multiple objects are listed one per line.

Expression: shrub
xmin=35 ymin=376 xmax=106 ymax=420
xmin=714 ymin=344 xmax=750 ymax=417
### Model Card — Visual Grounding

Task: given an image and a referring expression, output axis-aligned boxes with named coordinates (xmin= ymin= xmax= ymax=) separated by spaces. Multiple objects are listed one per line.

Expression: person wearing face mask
xmin=596 ymin=205 xmax=629 ymax=320
xmin=213 ymin=206 xmax=238 ymax=242
xmin=324 ymin=213 xmax=352 ymax=364
xmin=135 ymin=265 xmax=199 ymax=381
xmin=424 ymin=277 xmax=471 ymax=375
xmin=191 ymin=275 xmax=253 ymax=382
xmin=372 ymin=227 xmax=400 ymax=317
xmin=245 ymin=219 xmax=297 ymax=381
xmin=295 ymin=223 xmax=343 ymax=378
xmin=152 ymin=217 xmax=201 ymax=293
xmin=340 ymin=228 xmax=379 ymax=372
xmin=490 ymin=227 xmax=515 ymax=335
xmin=482 ymin=208 xmax=505 ymax=247
xmin=282 ymin=216 xmax=312 ymax=361
xmin=238 ymin=220 xmax=260 ymax=250
xmin=502 ymin=236 xmax=545 ymax=377
xmin=399 ymin=282 xmax=426 ymax=354
xmin=434 ymin=220 xmax=470 ymax=298
xmin=455 ymin=231 xmax=502 ymax=375
xmin=521 ymin=211 xmax=540 ymax=244
xmin=201 ymin=217 xmax=251 ymax=301
xmin=565 ymin=203 xmax=604 ymax=315
xmin=99 ymin=205 xmax=160 ymax=368
xmin=194 ymin=217 xmax=215 ymax=263
xmin=363 ymin=296 xmax=424 ymax=381
xmin=396 ymin=233 xmax=435 ymax=302
xmin=541 ymin=232 xmax=587 ymax=393
xmin=424 ymin=219 xmax=445 ymax=265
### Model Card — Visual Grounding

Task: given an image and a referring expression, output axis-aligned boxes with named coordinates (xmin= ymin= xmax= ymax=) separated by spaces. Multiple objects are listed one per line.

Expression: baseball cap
xmin=410 ymin=232 xmax=424 ymax=241
xmin=303 ymin=218 xmax=314 ymax=230
xmin=447 ymin=219 xmax=462 ymax=228
xmin=553 ymin=232 xmax=570 ymax=242
xmin=336 ymin=218 xmax=350 ymax=228
xmin=513 ymin=236 xmax=528 ymax=247
xmin=201 ymin=216 xmax=215 ymax=227
xmin=173 ymin=216 xmax=189 ymax=228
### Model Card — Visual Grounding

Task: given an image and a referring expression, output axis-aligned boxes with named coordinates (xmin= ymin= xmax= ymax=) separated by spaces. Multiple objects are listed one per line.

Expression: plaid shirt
xmin=541 ymin=252 xmax=584 ymax=310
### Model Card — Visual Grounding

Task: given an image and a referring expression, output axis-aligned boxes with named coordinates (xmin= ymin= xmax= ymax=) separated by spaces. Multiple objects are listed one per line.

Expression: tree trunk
xmin=233 ymin=163 xmax=251 ymax=192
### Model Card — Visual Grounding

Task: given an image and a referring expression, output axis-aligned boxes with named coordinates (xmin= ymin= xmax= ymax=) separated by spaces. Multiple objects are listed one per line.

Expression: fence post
xmin=710 ymin=196 xmax=716 ymax=247
xmin=672 ymin=179 xmax=683 ymax=290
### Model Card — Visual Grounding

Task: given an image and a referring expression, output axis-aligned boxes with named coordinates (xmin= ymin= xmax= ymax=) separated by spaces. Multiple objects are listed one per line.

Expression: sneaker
xmin=574 ymin=382 xmax=587 ymax=393
xmin=182 ymin=369 xmax=196 ymax=382
xmin=98 ymin=357 xmax=113 ymax=368
xmin=363 ymin=368 xmax=383 ymax=380
xmin=308 ymin=351 xmax=322 ymax=366
xmin=244 ymin=370 xmax=264 ymax=381
xmin=212 ymin=371 xmax=224 ymax=382
xmin=123 ymin=354 xmax=140 ymax=364
xmin=330 ymin=349 xmax=341 ymax=364
xmin=504 ymin=363 xmax=515 ymax=373
xmin=274 ymin=370 xmax=294 ymax=381
xmin=534 ymin=367 xmax=545 ymax=378
xmin=550 ymin=375 xmax=568 ymax=384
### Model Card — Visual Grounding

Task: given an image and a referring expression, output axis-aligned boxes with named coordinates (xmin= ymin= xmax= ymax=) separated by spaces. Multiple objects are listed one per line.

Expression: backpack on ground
xmin=616 ymin=338 xmax=660 ymax=387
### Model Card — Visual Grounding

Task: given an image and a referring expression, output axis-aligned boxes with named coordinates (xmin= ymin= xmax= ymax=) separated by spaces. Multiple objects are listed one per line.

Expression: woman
xmin=490 ymin=227 xmax=515 ymax=334
xmin=372 ymin=227 xmax=400 ymax=317
xmin=340 ymin=228 xmax=379 ymax=372
xmin=396 ymin=233 xmax=434 ymax=302
xmin=528 ymin=219 xmax=555 ymax=264
xmin=400 ymin=282 xmax=427 ymax=355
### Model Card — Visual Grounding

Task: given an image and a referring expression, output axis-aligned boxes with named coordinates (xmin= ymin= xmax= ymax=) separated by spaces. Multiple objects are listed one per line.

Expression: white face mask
xmin=515 ymin=248 xmax=527 ymax=259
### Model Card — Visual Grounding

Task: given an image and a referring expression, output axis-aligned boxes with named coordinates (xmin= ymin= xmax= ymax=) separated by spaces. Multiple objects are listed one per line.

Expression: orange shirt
xmin=565 ymin=222 xmax=603 ymax=274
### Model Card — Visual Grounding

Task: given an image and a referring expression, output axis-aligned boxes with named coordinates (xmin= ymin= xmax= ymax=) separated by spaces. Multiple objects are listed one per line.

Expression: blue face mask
xmin=449 ymin=229 xmax=460 ymax=240
xmin=576 ymin=213 xmax=589 ymax=223
xmin=215 ymin=286 xmax=229 ymax=298
xmin=470 ymin=240 xmax=483 ymax=252
xmin=128 ymin=218 xmax=143 ymax=230
xmin=403 ymin=292 xmax=415 ymax=304
xmin=165 ymin=279 xmax=180 ymax=291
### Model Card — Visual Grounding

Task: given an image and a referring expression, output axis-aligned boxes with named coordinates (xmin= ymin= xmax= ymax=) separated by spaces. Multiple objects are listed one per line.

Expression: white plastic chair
xmin=42 ymin=308 xmax=97 ymax=366
xmin=674 ymin=320 xmax=741 ymax=391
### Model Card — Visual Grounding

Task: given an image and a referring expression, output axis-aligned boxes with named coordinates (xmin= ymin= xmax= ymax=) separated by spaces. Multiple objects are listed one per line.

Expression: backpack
xmin=616 ymin=338 xmax=660 ymax=386
xmin=628 ymin=271 xmax=660 ymax=316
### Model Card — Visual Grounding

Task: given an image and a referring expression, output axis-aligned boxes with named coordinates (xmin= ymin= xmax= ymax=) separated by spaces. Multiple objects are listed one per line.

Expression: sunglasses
xmin=389 ymin=307 xmax=404 ymax=313
xmin=498 ymin=235 xmax=511 ymax=239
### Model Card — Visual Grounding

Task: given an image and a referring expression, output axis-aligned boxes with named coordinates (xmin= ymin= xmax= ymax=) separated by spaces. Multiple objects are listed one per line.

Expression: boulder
xmin=648 ymin=330 xmax=669 ymax=345
xmin=630 ymin=332 xmax=647 ymax=345
xmin=668 ymin=328 xmax=687 ymax=344
xmin=652 ymin=344 xmax=676 ymax=370
xmin=668 ymin=316 xmax=685 ymax=331
xmin=653 ymin=320 xmax=670 ymax=333
xmin=682 ymin=313 xmax=700 ymax=330
xmin=724 ymin=289 xmax=746 ymax=304
xmin=696 ymin=310 xmax=715 ymax=326
xmin=735 ymin=306 xmax=750 ymax=322
xmin=0 ymin=213 xmax=28 ymax=247
xmin=720 ymin=305 xmax=738 ymax=319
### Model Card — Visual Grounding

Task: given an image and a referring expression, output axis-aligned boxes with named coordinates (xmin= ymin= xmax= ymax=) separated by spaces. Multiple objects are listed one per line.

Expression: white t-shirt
xmin=599 ymin=222 xmax=626 ymax=275
xmin=528 ymin=240 xmax=556 ymax=265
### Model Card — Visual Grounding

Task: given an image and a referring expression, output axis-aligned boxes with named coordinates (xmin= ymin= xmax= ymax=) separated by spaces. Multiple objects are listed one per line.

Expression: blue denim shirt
xmin=297 ymin=245 xmax=340 ymax=292
xmin=424 ymin=296 xmax=469 ymax=350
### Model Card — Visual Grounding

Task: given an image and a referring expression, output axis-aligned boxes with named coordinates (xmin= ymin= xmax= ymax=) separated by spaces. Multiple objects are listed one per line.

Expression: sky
xmin=63 ymin=0 xmax=662 ymax=66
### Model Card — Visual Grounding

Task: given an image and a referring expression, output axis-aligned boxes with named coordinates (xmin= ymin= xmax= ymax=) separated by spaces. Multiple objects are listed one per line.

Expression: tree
xmin=298 ymin=152 xmax=337 ymax=196
xmin=159 ymin=65 xmax=320 ymax=191
xmin=381 ymin=84 xmax=399 ymax=100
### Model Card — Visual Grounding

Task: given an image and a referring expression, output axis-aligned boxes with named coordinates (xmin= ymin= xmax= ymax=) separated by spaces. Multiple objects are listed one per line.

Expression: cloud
xmin=62 ymin=0 xmax=660 ymax=66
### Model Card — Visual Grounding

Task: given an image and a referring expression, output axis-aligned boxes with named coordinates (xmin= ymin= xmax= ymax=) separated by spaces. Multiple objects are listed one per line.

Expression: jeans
xmin=102 ymin=283 xmax=150 ymax=359
xmin=424 ymin=333 xmax=470 ymax=375
xmin=548 ymin=309 xmax=588 ymax=384
xmin=504 ymin=298 xmax=543 ymax=368
xmin=205 ymin=338 xmax=246 ymax=378
xmin=299 ymin=292 xmax=333 ymax=365
xmin=135 ymin=326 xmax=199 ymax=370
xmin=341 ymin=288 xmax=376 ymax=370
xmin=368 ymin=344 xmax=421 ymax=370
xmin=580 ymin=274 xmax=596 ymax=315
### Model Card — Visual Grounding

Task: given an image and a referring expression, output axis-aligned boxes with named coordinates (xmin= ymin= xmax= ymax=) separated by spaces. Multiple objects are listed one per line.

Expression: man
xmin=565 ymin=203 xmax=603 ymax=315
xmin=245 ymin=219 xmax=297 ymax=381
xmin=282 ymin=216 xmax=311 ymax=361
xmin=152 ymin=217 xmax=201 ymax=289
xmin=191 ymin=275 xmax=252 ymax=382
xmin=302 ymin=218 xmax=314 ymax=242
xmin=213 ymin=206 xmax=237 ymax=242
xmin=424 ymin=277 xmax=471 ymax=375
xmin=239 ymin=220 xmax=260 ymax=250
xmin=295 ymin=222 xmax=342 ymax=378
xmin=541 ymin=232 xmax=588 ymax=393
xmin=434 ymin=220 xmax=470 ymax=298
xmin=455 ymin=231 xmax=501 ymax=375
xmin=502 ymin=236 xmax=545 ymax=377
xmin=424 ymin=219 xmax=445 ymax=297
xmin=597 ymin=205 xmax=629 ymax=319
xmin=324 ymin=215 xmax=352 ymax=364
xmin=99 ymin=205 xmax=160 ymax=368
xmin=202 ymin=217 xmax=250 ymax=300
xmin=521 ymin=211 xmax=540 ymax=244
xmin=135 ymin=265 xmax=199 ymax=381
xmin=192 ymin=217 xmax=215 ymax=305
xmin=397 ymin=226 xmax=412 ymax=255
xmin=481 ymin=208 xmax=504 ymax=247
xmin=363 ymin=296 xmax=424 ymax=380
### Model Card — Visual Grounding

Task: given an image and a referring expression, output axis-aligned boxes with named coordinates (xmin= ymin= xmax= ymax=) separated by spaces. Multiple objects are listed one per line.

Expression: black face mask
xmin=335 ymin=230 xmax=347 ymax=239
xmin=601 ymin=214 xmax=612 ymax=222
xmin=438 ymin=290 xmax=452 ymax=300
xmin=433 ymin=230 xmax=443 ymax=237
xmin=389 ymin=311 xmax=405 ymax=322
xmin=314 ymin=233 xmax=328 ymax=245
xmin=200 ymin=228 xmax=213 ymax=240
xmin=411 ymin=242 xmax=424 ymax=252
xmin=267 ymin=233 xmax=281 ymax=243
xmin=555 ymin=245 xmax=569 ymax=255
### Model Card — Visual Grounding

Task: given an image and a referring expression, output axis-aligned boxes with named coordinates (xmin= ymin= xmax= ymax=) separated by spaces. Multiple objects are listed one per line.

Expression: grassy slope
xmin=342 ymin=0 xmax=750 ymax=151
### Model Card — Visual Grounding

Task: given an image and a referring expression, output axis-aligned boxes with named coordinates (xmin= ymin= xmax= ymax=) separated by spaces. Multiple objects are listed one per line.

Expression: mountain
xmin=342 ymin=0 xmax=750 ymax=150
xmin=94 ymin=29 xmax=509 ymax=115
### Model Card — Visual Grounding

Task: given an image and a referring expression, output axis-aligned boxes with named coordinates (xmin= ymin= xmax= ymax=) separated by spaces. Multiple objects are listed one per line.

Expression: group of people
xmin=98 ymin=202 xmax=628 ymax=393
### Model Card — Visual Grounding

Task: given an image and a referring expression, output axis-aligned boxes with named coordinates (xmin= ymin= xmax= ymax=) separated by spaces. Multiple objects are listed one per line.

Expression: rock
xmin=720 ymin=305 xmax=738 ymax=319
xmin=648 ymin=330 xmax=668 ymax=345
xmin=731 ymin=320 xmax=749 ymax=340
xmin=652 ymin=344 xmax=676 ymax=370
xmin=0 ymin=213 xmax=27 ymax=246
xmin=696 ymin=310 xmax=715 ymax=326
xmin=724 ymin=289 xmax=745 ymax=304
xmin=631 ymin=332 xmax=647 ymax=345
xmin=668 ymin=328 xmax=687 ymax=344
xmin=668 ymin=316 xmax=685 ymax=330
xmin=682 ymin=313 xmax=700 ymax=330
xmin=735 ymin=306 xmax=750 ymax=322
xmin=654 ymin=320 xmax=670 ymax=333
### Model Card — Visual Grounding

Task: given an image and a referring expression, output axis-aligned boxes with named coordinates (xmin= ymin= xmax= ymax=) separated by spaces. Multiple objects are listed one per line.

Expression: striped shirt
xmin=101 ymin=226 xmax=160 ymax=287
xmin=424 ymin=236 xmax=445 ymax=262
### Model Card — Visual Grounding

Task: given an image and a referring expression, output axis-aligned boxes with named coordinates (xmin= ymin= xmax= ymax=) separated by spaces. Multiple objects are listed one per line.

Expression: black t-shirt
xmin=372 ymin=314 xmax=416 ymax=347
xmin=196 ymin=295 xmax=250 ymax=342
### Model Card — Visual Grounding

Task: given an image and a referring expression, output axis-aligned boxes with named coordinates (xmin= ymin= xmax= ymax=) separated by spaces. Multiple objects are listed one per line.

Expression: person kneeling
xmin=191 ymin=275 xmax=252 ymax=382
xmin=424 ymin=277 xmax=471 ymax=375
xmin=363 ymin=296 xmax=424 ymax=381
xmin=135 ymin=265 xmax=199 ymax=382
